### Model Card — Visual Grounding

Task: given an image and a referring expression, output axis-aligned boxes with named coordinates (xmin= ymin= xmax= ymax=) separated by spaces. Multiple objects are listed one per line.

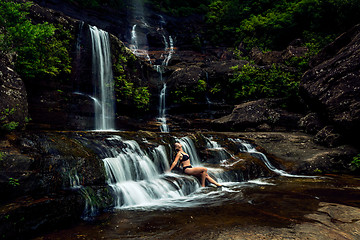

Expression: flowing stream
xmin=89 ymin=25 xmax=115 ymax=130
xmin=33 ymin=133 xmax=360 ymax=240
xmin=96 ymin=135 xmax=313 ymax=211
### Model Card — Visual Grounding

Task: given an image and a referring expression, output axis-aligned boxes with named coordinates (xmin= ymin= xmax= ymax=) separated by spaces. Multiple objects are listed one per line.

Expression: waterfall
xmin=89 ymin=25 xmax=115 ymax=131
xmin=102 ymin=136 xmax=200 ymax=208
xmin=155 ymin=34 xmax=174 ymax=132
xmin=158 ymin=83 xmax=169 ymax=132
xmin=205 ymin=136 xmax=230 ymax=162
xmin=177 ymin=136 xmax=202 ymax=166
xmin=130 ymin=24 xmax=139 ymax=54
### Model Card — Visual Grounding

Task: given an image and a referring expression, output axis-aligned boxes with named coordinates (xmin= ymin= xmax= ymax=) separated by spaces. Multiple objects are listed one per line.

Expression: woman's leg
xmin=184 ymin=167 xmax=207 ymax=187
xmin=205 ymin=174 xmax=222 ymax=187
xmin=184 ymin=167 xmax=222 ymax=187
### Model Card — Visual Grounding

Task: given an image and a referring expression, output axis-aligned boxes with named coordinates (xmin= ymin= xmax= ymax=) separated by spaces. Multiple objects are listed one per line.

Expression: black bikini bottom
xmin=183 ymin=165 xmax=192 ymax=173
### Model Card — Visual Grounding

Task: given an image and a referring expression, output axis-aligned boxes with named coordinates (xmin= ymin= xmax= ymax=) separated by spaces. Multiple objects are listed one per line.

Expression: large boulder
xmin=299 ymin=24 xmax=360 ymax=143
xmin=212 ymin=99 xmax=303 ymax=131
xmin=0 ymin=53 xmax=28 ymax=131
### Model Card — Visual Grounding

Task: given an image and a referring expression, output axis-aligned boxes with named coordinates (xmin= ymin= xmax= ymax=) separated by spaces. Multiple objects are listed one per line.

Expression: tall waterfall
xmin=89 ymin=25 xmax=115 ymax=130
xmin=155 ymin=34 xmax=174 ymax=132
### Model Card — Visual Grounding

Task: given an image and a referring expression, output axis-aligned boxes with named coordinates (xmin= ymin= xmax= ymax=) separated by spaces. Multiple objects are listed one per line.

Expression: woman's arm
xmin=169 ymin=152 xmax=181 ymax=172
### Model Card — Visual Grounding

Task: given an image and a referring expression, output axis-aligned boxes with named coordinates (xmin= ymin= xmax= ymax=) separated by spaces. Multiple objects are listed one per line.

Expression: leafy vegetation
xmin=0 ymin=108 xmax=19 ymax=132
xmin=351 ymin=154 xmax=360 ymax=171
xmin=229 ymin=64 xmax=299 ymax=101
xmin=172 ymin=79 xmax=207 ymax=104
xmin=205 ymin=0 xmax=360 ymax=51
xmin=113 ymin=54 xmax=150 ymax=110
xmin=0 ymin=0 xmax=72 ymax=81
xmin=8 ymin=178 xmax=20 ymax=187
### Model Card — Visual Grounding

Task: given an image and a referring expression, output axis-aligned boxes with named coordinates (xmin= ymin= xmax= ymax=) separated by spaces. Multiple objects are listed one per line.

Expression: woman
xmin=168 ymin=142 xmax=222 ymax=187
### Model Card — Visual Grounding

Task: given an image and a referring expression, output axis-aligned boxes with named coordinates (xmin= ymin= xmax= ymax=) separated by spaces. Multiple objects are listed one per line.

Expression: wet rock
xmin=227 ymin=132 xmax=358 ymax=174
xmin=250 ymin=45 xmax=308 ymax=66
xmin=212 ymin=99 xmax=303 ymax=131
xmin=300 ymin=24 xmax=360 ymax=144
xmin=299 ymin=112 xmax=326 ymax=134
xmin=314 ymin=126 xmax=343 ymax=147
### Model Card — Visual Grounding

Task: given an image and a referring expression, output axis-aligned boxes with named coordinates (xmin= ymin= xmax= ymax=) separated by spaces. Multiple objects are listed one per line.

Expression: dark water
xmin=33 ymin=174 xmax=360 ymax=240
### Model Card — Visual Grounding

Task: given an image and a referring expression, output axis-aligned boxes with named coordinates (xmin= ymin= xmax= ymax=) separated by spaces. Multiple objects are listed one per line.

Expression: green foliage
xmin=0 ymin=152 xmax=5 ymax=161
xmin=0 ymin=1 xmax=72 ymax=81
xmin=113 ymin=53 xmax=150 ymax=110
xmin=351 ymin=154 xmax=360 ymax=171
xmin=0 ymin=108 xmax=19 ymax=132
xmin=8 ymin=178 xmax=20 ymax=187
xmin=115 ymin=77 xmax=150 ymax=110
xmin=173 ymin=79 xmax=207 ymax=104
xmin=205 ymin=0 xmax=360 ymax=50
xmin=230 ymin=64 xmax=299 ymax=100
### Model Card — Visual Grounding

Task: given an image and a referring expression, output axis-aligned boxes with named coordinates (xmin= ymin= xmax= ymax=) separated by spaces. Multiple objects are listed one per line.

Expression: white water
xmin=99 ymin=135 xmax=316 ymax=211
xmin=154 ymin=33 xmax=174 ymax=132
xmin=89 ymin=25 xmax=115 ymax=131
xmin=102 ymin=136 xmax=200 ymax=208
xmin=130 ymin=24 xmax=151 ymax=62
xmin=230 ymin=138 xmax=313 ymax=178
xmin=205 ymin=136 xmax=231 ymax=162
xmin=158 ymin=83 xmax=169 ymax=132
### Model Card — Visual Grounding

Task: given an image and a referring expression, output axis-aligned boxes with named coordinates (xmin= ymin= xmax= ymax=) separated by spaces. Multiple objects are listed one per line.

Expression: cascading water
xmin=102 ymin=136 xmax=200 ymax=208
xmin=155 ymin=34 xmax=174 ymax=132
xmin=230 ymin=138 xmax=313 ymax=178
xmin=89 ymin=25 xmax=115 ymax=131
xmin=158 ymin=83 xmax=169 ymax=132
xmin=205 ymin=136 xmax=231 ymax=162
xmin=93 ymin=134 xmax=315 ymax=211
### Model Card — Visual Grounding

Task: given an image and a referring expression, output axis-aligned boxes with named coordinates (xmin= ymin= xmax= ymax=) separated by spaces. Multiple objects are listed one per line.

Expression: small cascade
xmin=205 ymin=136 xmax=230 ymax=162
xmin=130 ymin=24 xmax=139 ymax=54
xmin=230 ymin=138 xmax=304 ymax=177
xmin=130 ymin=24 xmax=151 ymax=62
xmin=150 ymin=143 xmax=170 ymax=173
xmin=80 ymin=187 xmax=99 ymax=220
xmin=69 ymin=169 xmax=81 ymax=189
xmin=158 ymin=83 xmax=169 ymax=132
xmin=102 ymin=136 xmax=200 ymax=208
xmin=89 ymin=25 xmax=115 ymax=131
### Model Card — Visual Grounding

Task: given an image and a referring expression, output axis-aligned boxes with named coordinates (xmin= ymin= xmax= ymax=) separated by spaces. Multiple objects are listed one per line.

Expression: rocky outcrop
xmin=212 ymin=99 xmax=303 ymax=132
xmin=0 ymin=132 xmax=115 ymax=239
xmin=0 ymin=53 xmax=28 ymax=131
xmin=250 ymin=44 xmax=308 ymax=66
xmin=300 ymin=24 xmax=360 ymax=145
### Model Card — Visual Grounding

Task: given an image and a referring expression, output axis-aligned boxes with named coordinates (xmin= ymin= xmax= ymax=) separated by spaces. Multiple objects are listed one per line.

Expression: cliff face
xmin=0 ymin=53 xmax=28 ymax=131
xmin=300 ymin=24 xmax=360 ymax=145
xmin=2 ymin=0 xmax=360 ymax=144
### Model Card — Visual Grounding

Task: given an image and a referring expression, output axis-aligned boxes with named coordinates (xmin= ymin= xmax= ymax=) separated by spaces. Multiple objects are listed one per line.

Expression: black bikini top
xmin=180 ymin=153 xmax=190 ymax=162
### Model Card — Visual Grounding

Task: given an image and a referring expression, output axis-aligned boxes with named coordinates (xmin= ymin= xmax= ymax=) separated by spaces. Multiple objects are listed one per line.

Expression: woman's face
xmin=175 ymin=143 xmax=181 ymax=151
